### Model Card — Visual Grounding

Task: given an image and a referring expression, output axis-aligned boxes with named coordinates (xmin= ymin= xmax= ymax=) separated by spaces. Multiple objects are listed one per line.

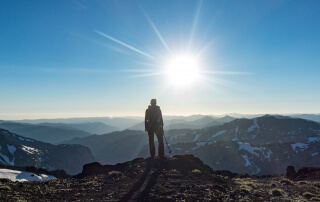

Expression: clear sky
xmin=1 ymin=0 xmax=320 ymax=120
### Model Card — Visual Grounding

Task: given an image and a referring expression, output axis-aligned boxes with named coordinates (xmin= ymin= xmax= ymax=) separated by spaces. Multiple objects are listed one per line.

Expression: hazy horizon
xmin=1 ymin=112 xmax=320 ymax=121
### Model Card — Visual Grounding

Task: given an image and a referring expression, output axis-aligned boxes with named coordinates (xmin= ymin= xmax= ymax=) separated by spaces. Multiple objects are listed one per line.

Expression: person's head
xmin=150 ymin=99 xmax=157 ymax=106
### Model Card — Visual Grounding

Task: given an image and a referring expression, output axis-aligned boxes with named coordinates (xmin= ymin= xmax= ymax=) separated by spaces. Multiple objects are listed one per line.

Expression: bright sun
xmin=165 ymin=54 xmax=201 ymax=87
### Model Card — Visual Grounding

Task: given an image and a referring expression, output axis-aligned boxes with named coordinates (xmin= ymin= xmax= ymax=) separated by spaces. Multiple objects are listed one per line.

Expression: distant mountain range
xmin=290 ymin=114 xmax=320 ymax=123
xmin=61 ymin=130 xmax=148 ymax=164
xmin=0 ymin=115 xmax=232 ymax=144
xmin=11 ymin=117 xmax=142 ymax=131
xmin=0 ymin=122 xmax=92 ymax=144
xmin=128 ymin=115 xmax=236 ymax=130
xmin=0 ymin=121 xmax=121 ymax=144
xmin=56 ymin=115 xmax=320 ymax=175
xmin=5 ymin=113 xmax=319 ymax=133
xmin=0 ymin=129 xmax=95 ymax=174
xmin=38 ymin=122 xmax=119 ymax=135
xmin=138 ymin=115 xmax=320 ymax=175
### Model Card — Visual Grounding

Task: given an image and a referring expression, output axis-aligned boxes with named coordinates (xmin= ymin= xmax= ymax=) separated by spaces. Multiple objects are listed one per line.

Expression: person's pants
xmin=148 ymin=128 xmax=164 ymax=157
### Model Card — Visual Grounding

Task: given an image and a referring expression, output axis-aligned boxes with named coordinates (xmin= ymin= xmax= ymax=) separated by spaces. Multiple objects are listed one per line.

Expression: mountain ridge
xmin=0 ymin=128 xmax=95 ymax=174
xmin=139 ymin=115 xmax=320 ymax=175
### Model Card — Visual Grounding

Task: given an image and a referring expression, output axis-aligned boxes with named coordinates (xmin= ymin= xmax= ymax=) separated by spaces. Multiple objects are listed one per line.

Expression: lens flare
xmin=165 ymin=54 xmax=201 ymax=87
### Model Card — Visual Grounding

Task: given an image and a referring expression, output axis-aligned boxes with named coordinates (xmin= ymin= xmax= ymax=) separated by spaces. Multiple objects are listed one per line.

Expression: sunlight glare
xmin=165 ymin=54 xmax=201 ymax=87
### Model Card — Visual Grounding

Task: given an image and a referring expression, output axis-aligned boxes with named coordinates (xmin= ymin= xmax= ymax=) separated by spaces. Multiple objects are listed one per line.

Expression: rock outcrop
xmin=286 ymin=166 xmax=296 ymax=179
xmin=286 ymin=165 xmax=320 ymax=181
xmin=78 ymin=154 xmax=214 ymax=178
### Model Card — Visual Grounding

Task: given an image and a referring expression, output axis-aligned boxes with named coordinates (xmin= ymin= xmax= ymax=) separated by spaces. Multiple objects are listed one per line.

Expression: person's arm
xmin=145 ymin=109 xmax=148 ymax=132
xmin=159 ymin=109 xmax=164 ymax=126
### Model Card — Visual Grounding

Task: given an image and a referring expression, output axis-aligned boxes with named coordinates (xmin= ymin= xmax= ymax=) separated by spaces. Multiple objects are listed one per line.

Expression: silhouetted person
xmin=145 ymin=99 xmax=164 ymax=158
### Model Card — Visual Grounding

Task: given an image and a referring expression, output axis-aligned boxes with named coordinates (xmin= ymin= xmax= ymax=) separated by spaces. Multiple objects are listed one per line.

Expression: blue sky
xmin=0 ymin=0 xmax=319 ymax=119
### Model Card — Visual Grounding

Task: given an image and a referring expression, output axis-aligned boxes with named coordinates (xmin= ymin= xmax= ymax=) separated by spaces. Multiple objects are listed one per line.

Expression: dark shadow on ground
xmin=119 ymin=158 xmax=163 ymax=202
xmin=137 ymin=169 xmax=161 ymax=201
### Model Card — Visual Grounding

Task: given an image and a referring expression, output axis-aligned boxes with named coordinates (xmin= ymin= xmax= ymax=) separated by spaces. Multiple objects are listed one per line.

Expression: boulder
xmin=294 ymin=167 xmax=320 ymax=181
xmin=286 ymin=166 xmax=296 ymax=179
xmin=80 ymin=162 xmax=113 ymax=177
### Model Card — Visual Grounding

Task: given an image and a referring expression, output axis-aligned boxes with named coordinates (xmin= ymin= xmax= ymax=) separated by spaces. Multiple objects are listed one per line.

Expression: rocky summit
xmin=1 ymin=154 xmax=320 ymax=201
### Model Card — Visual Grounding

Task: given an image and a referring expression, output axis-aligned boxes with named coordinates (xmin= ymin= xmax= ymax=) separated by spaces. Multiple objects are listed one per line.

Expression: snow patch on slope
xmin=232 ymin=127 xmax=239 ymax=141
xmin=308 ymin=137 xmax=320 ymax=143
xmin=170 ymin=134 xmax=186 ymax=141
xmin=291 ymin=143 xmax=309 ymax=153
xmin=1 ymin=130 xmax=13 ymax=136
xmin=7 ymin=144 xmax=16 ymax=155
xmin=211 ymin=130 xmax=226 ymax=139
xmin=240 ymin=153 xmax=261 ymax=174
xmin=21 ymin=145 xmax=40 ymax=155
xmin=241 ymin=154 xmax=252 ymax=166
xmin=191 ymin=142 xmax=215 ymax=151
xmin=0 ymin=146 xmax=15 ymax=165
xmin=247 ymin=119 xmax=260 ymax=132
xmin=0 ymin=168 xmax=55 ymax=182
xmin=238 ymin=142 xmax=272 ymax=160
xmin=193 ymin=134 xmax=202 ymax=142
xmin=18 ymin=137 xmax=34 ymax=142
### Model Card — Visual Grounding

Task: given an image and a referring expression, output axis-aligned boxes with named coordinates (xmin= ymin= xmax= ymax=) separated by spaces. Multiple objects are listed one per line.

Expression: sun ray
xmin=94 ymin=29 xmax=155 ymax=60
xmin=134 ymin=61 xmax=162 ymax=68
xmin=196 ymin=76 xmax=233 ymax=93
xmin=129 ymin=72 xmax=164 ymax=78
xmin=121 ymin=69 xmax=159 ymax=73
xmin=188 ymin=0 xmax=203 ymax=51
xmin=200 ymin=75 xmax=232 ymax=86
xmin=196 ymin=39 xmax=216 ymax=57
xmin=202 ymin=70 xmax=253 ymax=75
xmin=199 ymin=75 xmax=249 ymax=93
xmin=145 ymin=15 xmax=171 ymax=53
xmin=70 ymin=31 xmax=129 ymax=54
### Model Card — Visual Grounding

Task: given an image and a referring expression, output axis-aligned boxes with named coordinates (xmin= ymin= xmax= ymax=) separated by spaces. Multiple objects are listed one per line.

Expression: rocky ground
xmin=231 ymin=174 xmax=320 ymax=201
xmin=0 ymin=155 xmax=319 ymax=201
